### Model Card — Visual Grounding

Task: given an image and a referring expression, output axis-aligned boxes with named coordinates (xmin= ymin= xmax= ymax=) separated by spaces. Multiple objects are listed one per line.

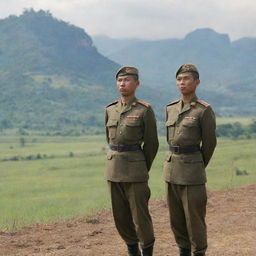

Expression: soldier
xmin=105 ymin=66 xmax=159 ymax=256
xmin=164 ymin=64 xmax=217 ymax=256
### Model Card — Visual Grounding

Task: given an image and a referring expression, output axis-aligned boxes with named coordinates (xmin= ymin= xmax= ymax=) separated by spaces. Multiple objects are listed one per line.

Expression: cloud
xmin=0 ymin=0 xmax=255 ymax=40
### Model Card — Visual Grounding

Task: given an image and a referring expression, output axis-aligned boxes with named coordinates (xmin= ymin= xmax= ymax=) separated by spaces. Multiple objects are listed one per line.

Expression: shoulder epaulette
xmin=167 ymin=99 xmax=180 ymax=106
xmin=197 ymin=99 xmax=210 ymax=107
xmin=106 ymin=100 xmax=118 ymax=108
xmin=137 ymin=100 xmax=150 ymax=107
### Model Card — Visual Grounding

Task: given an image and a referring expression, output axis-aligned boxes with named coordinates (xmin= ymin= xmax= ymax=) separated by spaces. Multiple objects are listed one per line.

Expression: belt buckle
xmin=173 ymin=146 xmax=180 ymax=154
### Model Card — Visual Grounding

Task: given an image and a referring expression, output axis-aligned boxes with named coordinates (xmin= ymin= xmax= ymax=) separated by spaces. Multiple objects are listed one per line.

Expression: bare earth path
xmin=0 ymin=185 xmax=255 ymax=256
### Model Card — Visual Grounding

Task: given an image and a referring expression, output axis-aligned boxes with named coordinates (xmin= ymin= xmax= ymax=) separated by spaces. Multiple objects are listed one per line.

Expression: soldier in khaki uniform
xmin=164 ymin=64 xmax=216 ymax=256
xmin=105 ymin=66 xmax=159 ymax=256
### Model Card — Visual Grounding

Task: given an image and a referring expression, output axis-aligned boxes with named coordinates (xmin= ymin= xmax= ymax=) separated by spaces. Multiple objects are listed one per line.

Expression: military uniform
xmin=164 ymin=64 xmax=216 ymax=256
xmin=164 ymin=97 xmax=216 ymax=184
xmin=105 ymin=79 xmax=158 ymax=254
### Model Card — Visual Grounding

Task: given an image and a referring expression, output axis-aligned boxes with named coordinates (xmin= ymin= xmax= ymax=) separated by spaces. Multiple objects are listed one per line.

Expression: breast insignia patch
xmin=127 ymin=115 xmax=140 ymax=119
xmin=184 ymin=116 xmax=197 ymax=120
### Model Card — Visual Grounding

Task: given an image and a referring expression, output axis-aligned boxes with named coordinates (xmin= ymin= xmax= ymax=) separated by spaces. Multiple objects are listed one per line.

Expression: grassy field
xmin=216 ymin=117 xmax=254 ymax=125
xmin=0 ymin=135 xmax=255 ymax=231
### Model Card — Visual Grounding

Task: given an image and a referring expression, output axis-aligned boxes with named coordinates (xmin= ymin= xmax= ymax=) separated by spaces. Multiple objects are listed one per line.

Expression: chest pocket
xmin=181 ymin=119 xmax=199 ymax=139
xmin=126 ymin=119 xmax=140 ymax=127
xmin=166 ymin=119 xmax=176 ymax=140
xmin=182 ymin=120 xmax=197 ymax=127
xmin=125 ymin=119 xmax=142 ymax=141
xmin=106 ymin=119 xmax=118 ymax=139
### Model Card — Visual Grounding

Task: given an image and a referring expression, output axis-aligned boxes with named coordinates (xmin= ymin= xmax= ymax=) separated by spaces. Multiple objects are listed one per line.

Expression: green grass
xmin=216 ymin=117 xmax=254 ymax=125
xmin=0 ymin=135 xmax=255 ymax=230
xmin=206 ymin=138 xmax=256 ymax=189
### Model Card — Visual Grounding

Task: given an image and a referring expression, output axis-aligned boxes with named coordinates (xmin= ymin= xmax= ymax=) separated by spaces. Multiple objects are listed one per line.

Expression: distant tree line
xmin=0 ymin=120 xmax=255 ymax=139
xmin=216 ymin=120 xmax=256 ymax=139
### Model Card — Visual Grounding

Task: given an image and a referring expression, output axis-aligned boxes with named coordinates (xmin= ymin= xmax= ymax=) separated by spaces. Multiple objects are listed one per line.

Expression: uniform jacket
xmin=164 ymin=96 xmax=216 ymax=185
xmin=105 ymin=97 xmax=159 ymax=182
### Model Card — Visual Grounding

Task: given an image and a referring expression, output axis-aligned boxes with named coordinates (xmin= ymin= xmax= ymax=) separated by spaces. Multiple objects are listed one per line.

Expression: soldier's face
xmin=116 ymin=75 xmax=139 ymax=97
xmin=176 ymin=73 xmax=200 ymax=96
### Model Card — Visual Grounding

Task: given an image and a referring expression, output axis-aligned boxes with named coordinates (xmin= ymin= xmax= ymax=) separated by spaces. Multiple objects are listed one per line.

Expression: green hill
xmin=0 ymin=10 xmax=255 ymax=134
xmin=0 ymin=9 xmax=120 ymax=133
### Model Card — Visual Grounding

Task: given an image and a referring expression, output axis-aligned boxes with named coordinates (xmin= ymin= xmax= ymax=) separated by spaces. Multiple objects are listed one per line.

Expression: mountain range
xmin=0 ymin=9 xmax=255 ymax=132
xmin=93 ymin=31 xmax=256 ymax=117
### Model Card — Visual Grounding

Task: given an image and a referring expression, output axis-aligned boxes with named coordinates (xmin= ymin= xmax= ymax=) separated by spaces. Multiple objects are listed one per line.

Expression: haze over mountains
xmin=0 ymin=9 xmax=255 ymax=132
xmin=93 ymin=30 xmax=256 ymax=116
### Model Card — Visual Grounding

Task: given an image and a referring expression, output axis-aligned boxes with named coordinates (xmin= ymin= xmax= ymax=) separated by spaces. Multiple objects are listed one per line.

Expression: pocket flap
xmin=106 ymin=119 xmax=118 ymax=127
xmin=182 ymin=120 xmax=197 ymax=127
xmin=107 ymin=151 xmax=113 ymax=160
xmin=165 ymin=151 xmax=172 ymax=162
xmin=126 ymin=119 xmax=141 ymax=127
xmin=166 ymin=119 xmax=176 ymax=126
xmin=183 ymin=154 xmax=203 ymax=163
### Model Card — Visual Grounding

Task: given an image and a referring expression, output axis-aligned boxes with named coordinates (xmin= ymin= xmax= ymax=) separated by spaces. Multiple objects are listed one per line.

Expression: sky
xmin=0 ymin=0 xmax=256 ymax=41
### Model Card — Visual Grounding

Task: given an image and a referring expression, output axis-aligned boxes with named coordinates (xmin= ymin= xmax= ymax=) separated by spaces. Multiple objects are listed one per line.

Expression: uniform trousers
xmin=108 ymin=181 xmax=155 ymax=248
xmin=166 ymin=182 xmax=207 ymax=254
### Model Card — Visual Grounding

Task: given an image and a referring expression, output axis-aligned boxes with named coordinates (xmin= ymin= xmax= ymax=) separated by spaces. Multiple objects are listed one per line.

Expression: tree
xmin=249 ymin=120 xmax=256 ymax=133
xmin=20 ymin=137 xmax=25 ymax=147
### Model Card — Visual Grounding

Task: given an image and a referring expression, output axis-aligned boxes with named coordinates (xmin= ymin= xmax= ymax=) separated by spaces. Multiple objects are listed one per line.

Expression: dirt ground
xmin=0 ymin=184 xmax=255 ymax=256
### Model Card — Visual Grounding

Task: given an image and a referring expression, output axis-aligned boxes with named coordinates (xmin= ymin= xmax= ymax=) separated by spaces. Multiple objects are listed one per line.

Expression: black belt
xmin=169 ymin=145 xmax=200 ymax=154
xmin=109 ymin=144 xmax=141 ymax=152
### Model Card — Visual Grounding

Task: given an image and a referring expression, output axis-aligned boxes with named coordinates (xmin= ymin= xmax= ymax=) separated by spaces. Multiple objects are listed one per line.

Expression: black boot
xmin=193 ymin=254 xmax=205 ymax=256
xmin=179 ymin=247 xmax=191 ymax=256
xmin=127 ymin=243 xmax=141 ymax=256
xmin=142 ymin=245 xmax=153 ymax=256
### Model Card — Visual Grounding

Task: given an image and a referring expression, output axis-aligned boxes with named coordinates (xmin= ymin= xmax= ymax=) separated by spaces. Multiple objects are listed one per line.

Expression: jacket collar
xmin=179 ymin=95 xmax=198 ymax=115
xmin=116 ymin=97 xmax=137 ymax=114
